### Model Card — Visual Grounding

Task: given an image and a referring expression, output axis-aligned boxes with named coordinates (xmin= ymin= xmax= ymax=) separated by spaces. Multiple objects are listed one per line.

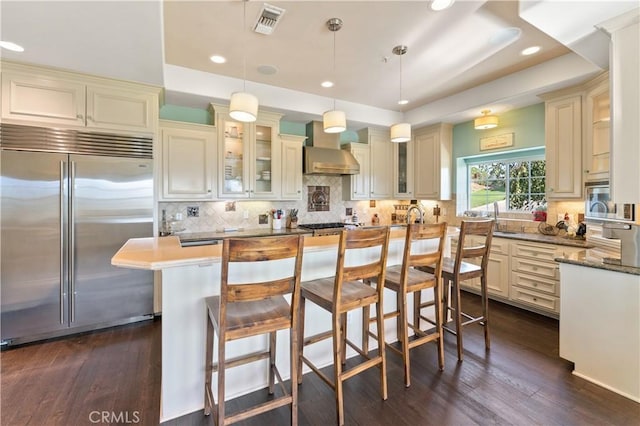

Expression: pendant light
xmin=390 ymin=45 xmax=411 ymax=143
xmin=323 ymin=18 xmax=346 ymax=134
xmin=229 ymin=0 xmax=258 ymax=122
xmin=474 ymin=110 xmax=499 ymax=130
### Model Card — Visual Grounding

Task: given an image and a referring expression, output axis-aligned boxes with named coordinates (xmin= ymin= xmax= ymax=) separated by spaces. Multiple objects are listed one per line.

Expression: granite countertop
xmin=177 ymin=227 xmax=311 ymax=243
xmin=554 ymin=248 xmax=640 ymax=276
xmin=492 ymin=231 xmax=594 ymax=248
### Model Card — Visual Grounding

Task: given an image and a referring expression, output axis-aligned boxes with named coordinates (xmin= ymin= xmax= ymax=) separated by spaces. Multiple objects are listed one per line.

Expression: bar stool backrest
xmin=334 ymin=227 xmax=390 ymax=308
xmin=402 ymin=222 xmax=448 ymax=283
xmin=453 ymin=220 xmax=494 ymax=275
xmin=221 ymin=235 xmax=304 ymax=303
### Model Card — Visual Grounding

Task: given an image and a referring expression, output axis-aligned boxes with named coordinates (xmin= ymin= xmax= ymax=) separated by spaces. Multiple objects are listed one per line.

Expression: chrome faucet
xmin=493 ymin=201 xmax=500 ymax=231
xmin=407 ymin=203 xmax=425 ymax=224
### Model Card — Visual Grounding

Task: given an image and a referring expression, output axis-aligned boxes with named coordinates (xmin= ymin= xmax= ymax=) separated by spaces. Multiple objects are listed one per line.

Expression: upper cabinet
xmin=210 ymin=104 xmax=283 ymax=200
xmin=541 ymin=91 xmax=583 ymax=199
xmin=342 ymin=143 xmax=371 ymax=200
xmin=343 ymin=128 xmax=393 ymax=201
xmin=393 ymin=138 xmax=414 ymax=199
xmin=280 ymin=134 xmax=305 ymax=200
xmin=413 ymin=123 xmax=452 ymax=200
xmin=584 ymin=73 xmax=610 ymax=182
xmin=1 ymin=61 xmax=160 ymax=134
xmin=159 ymin=120 xmax=217 ymax=201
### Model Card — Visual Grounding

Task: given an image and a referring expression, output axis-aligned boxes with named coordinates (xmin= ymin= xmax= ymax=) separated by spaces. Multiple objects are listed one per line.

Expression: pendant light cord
xmin=332 ymin=27 xmax=336 ymax=110
xmin=399 ymin=51 xmax=403 ymax=103
xmin=242 ymin=0 xmax=247 ymax=92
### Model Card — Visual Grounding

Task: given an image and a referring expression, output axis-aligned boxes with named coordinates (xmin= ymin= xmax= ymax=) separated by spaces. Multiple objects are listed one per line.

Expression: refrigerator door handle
xmin=70 ymin=160 xmax=76 ymax=323
xmin=59 ymin=161 xmax=66 ymax=324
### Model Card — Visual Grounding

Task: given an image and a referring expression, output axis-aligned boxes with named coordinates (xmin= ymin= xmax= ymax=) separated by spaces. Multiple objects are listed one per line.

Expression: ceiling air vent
xmin=253 ymin=3 xmax=285 ymax=35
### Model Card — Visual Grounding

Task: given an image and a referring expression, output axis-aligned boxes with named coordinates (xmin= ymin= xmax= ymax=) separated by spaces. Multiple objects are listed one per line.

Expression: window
xmin=468 ymin=156 xmax=546 ymax=213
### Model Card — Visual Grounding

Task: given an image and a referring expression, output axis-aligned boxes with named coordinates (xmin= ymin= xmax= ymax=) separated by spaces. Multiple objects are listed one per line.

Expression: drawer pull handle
xmin=533 ymin=297 xmax=538 ymax=302
xmin=532 ymin=266 xmax=538 ymax=271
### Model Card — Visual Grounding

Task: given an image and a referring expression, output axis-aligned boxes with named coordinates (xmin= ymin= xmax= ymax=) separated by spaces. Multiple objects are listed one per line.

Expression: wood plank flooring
xmin=2 ymin=292 xmax=638 ymax=425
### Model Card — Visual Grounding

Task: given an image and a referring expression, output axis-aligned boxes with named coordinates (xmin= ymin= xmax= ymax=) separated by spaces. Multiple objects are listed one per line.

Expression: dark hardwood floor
xmin=2 ymin=292 xmax=638 ymax=425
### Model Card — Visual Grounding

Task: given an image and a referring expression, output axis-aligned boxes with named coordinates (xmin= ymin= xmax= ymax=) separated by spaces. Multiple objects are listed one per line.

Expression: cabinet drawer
xmin=510 ymin=287 xmax=558 ymax=313
xmin=511 ymin=242 xmax=559 ymax=262
xmin=489 ymin=237 xmax=509 ymax=255
xmin=512 ymin=257 xmax=559 ymax=280
xmin=511 ymin=271 xmax=558 ymax=296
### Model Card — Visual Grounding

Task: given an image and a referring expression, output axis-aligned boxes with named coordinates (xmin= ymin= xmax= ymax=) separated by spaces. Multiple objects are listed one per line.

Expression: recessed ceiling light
xmin=210 ymin=55 xmax=226 ymax=64
xmin=521 ymin=46 xmax=541 ymax=56
xmin=431 ymin=0 xmax=454 ymax=11
xmin=0 ymin=41 xmax=24 ymax=52
xmin=398 ymin=99 xmax=409 ymax=105
xmin=257 ymin=64 xmax=278 ymax=75
xmin=321 ymin=81 xmax=334 ymax=88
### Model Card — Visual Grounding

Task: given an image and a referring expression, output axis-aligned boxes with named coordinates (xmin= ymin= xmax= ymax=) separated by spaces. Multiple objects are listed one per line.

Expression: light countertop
xmin=112 ymin=227 xmax=414 ymax=271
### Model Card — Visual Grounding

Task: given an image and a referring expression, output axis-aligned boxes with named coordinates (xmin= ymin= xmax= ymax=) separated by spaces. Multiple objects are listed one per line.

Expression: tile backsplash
xmin=159 ymin=174 xmax=584 ymax=234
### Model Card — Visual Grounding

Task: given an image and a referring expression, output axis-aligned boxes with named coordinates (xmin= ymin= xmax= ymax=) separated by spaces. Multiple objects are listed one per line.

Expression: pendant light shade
xmin=323 ymin=18 xmax=346 ymax=134
xmin=323 ymin=110 xmax=346 ymax=133
xmin=229 ymin=92 xmax=258 ymax=122
xmin=474 ymin=110 xmax=498 ymax=130
xmin=390 ymin=122 xmax=411 ymax=143
xmin=229 ymin=0 xmax=258 ymax=123
xmin=390 ymin=45 xmax=411 ymax=143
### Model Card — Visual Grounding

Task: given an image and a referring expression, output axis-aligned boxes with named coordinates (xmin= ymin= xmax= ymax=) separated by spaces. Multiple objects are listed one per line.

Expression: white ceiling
xmin=1 ymin=1 xmax=638 ymax=130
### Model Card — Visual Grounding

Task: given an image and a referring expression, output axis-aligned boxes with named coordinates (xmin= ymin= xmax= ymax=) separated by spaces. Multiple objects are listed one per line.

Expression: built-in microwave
xmin=584 ymin=181 xmax=635 ymax=222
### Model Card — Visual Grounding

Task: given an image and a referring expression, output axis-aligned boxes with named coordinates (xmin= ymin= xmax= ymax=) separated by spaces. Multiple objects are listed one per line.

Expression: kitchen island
xmin=555 ymin=248 xmax=640 ymax=403
xmin=112 ymin=227 xmax=453 ymax=422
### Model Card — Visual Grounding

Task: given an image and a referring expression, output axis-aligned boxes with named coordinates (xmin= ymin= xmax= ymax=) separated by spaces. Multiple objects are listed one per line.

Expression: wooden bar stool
xmin=420 ymin=219 xmax=494 ymax=361
xmin=364 ymin=222 xmax=447 ymax=387
xmin=204 ymin=235 xmax=304 ymax=426
xmin=297 ymin=227 xmax=390 ymax=426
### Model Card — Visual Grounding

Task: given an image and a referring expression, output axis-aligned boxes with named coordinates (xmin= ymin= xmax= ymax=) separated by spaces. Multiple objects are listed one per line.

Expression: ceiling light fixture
xmin=323 ymin=18 xmax=346 ymax=134
xmin=210 ymin=55 xmax=226 ymax=64
xmin=521 ymin=46 xmax=541 ymax=56
xmin=390 ymin=45 xmax=411 ymax=143
xmin=0 ymin=41 xmax=24 ymax=52
xmin=321 ymin=81 xmax=334 ymax=88
xmin=229 ymin=0 xmax=258 ymax=122
xmin=474 ymin=110 xmax=499 ymax=130
xmin=431 ymin=0 xmax=455 ymax=11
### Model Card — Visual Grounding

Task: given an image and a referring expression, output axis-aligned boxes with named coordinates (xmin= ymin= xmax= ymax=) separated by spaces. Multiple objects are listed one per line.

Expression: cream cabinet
xmin=343 ymin=128 xmax=393 ymax=201
xmin=541 ymin=92 xmax=583 ymax=199
xmin=393 ymin=138 xmax=415 ymax=199
xmin=280 ymin=134 xmax=305 ymax=200
xmin=509 ymin=240 xmax=581 ymax=316
xmin=159 ymin=120 xmax=217 ymax=200
xmin=211 ymin=104 xmax=283 ymax=200
xmin=413 ymin=123 xmax=452 ymax=200
xmin=342 ymin=143 xmax=370 ymax=200
xmin=1 ymin=61 xmax=159 ymax=134
xmin=584 ymin=73 xmax=610 ymax=182
xmin=452 ymin=236 xmax=510 ymax=299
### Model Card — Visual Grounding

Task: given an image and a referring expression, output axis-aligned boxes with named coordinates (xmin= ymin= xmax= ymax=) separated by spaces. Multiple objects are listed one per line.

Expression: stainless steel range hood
xmin=303 ymin=121 xmax=359 ymax=175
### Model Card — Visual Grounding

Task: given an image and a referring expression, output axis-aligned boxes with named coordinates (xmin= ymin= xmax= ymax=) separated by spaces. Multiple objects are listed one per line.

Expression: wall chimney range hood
xmin=303 ymin=121 xmax=360 ymax=175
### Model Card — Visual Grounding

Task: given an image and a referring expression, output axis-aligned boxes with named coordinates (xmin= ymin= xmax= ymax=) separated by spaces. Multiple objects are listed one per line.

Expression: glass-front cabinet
xmin=211 ymin=104 xmax=282 ymax=199
xmin=393 ymin=138 xmax=414 ymax=199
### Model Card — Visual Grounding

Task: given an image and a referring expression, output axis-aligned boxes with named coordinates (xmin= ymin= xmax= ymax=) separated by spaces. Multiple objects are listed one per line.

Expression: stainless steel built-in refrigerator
xmin=1 ymin=124 xmax=154 ymax=346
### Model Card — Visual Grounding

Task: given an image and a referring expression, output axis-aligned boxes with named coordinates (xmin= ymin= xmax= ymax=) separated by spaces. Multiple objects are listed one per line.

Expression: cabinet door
xmin=219 ymin=115 xmax=250 ymax=199
xmin=1 ymin=71 xmax=85 ymax=126
xmin=369 ymin=131 xmax=393 ymax=199
xmin=280 ymin=135 xmax=304 ymax=200
xmin=585 ymin=78 xmax=610 ymax=182
xmin=161 ymin=122 xmax=216 ymax=200
xmin=343 ymin=144 xmax=370 ymax=200
xmin=251 ymin=119 xmax=280 ymax=199
xmin=394 ymin=139 xmax=414 ymax=199
xmin=87 ymin=85 xmax=157 ymax=133
xmin=545 ymin=95 xmax=583 ymax=199
xmin=486 ymin=253 xmax=509 ymax=298
xmin=414 ymin=123 xmax=452 ymax=200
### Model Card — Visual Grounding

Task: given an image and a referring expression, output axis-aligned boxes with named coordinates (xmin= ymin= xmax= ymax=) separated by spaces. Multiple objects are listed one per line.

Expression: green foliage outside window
xmin=469 ymin=158 xmax=546 ymax=211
